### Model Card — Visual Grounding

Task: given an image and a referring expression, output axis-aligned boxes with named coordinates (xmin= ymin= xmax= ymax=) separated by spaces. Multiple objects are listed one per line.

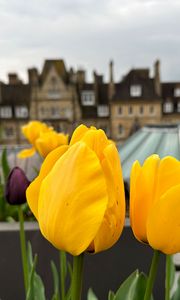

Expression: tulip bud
xmin=5 ymin=167 xmax=30 ymax=205
xmin=26 ymin=124 xmax=126 ymax=255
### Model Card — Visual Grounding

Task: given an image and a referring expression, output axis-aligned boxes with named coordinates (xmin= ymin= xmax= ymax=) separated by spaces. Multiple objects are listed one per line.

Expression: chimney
xmin=28 ymin=68 xmax=39 ymax=85
xmin=8 ymin=73 xmax=20 ymax=85
xmin=93 ymin=71 xmax=99 ymax=102
xmin=76 ymin=70 xmax=86 ymax=85
xmin=154 ymin=60 xmax=161 ymax=96
xmin=109 ymin=60 xmax=115 ymax=100
xmin=69 ymin=67 xmax=76 ymax=83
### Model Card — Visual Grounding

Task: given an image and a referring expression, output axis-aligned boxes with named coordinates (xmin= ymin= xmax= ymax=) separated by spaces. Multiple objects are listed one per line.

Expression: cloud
xmin=0 ymin=0 xmax=180 ymax=82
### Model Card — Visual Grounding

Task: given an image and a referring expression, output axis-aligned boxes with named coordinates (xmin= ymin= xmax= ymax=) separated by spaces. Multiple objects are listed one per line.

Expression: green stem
xmin=71 ymin=253 xmax=84 ymax=300
xmin=18 ymin=206 xmax=28 ymax=293
xmin=144 ymin=250 xmax=161 ymax=300
xmin=60 ymin=250 xmax=66 ymax=300
xmin=165 ymin=255 xmax=171 ymax=300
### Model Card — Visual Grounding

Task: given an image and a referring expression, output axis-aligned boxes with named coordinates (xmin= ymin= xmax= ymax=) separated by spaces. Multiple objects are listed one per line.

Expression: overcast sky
xmin=0 ymin=0 xmax=180 ymax=83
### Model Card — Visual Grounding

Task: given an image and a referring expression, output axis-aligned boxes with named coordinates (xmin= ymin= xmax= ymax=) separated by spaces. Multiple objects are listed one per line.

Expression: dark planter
xmin=0 ymin=221 xmax=165 ymax=300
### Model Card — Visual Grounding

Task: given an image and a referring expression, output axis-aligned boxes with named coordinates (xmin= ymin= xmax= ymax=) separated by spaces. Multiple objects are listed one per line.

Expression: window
xmin=48 ymin=90 xmax=61 ymax=99
xmin=51 ymin=107 xmax=59 ymax=119
xmin=40 ymin=107 xmax=48 ymax=118
xmin=64 ymin=108 xmax=72 ymax=118
xmin=149 ymin=106 xmax=154 ymax=115
xmin=130 ymin=85 xmax=142 ymax=97
xmin=118 ymin=106 xmax=122 ymax=115
xmin=163 ymin=102 xmax=173 ymax=113
xmin=15 ymin=106 xmax=28 ymax=118
xmin=97 ymin=105 xmax=109 ymax=117
xmin=139 ymin=106 xmax=144 ymax=115
xmin=4 ymin=127 xmax=14 ymax=137
xmin=118 ymin=124 xmax=124 ymax=135
xmin=174 ymin=87 xmax=180 ymax=97
xmin=81 ymin=91 xmax=95 ymax=106
xmin=0 ymin=106 xmax=12 ymax=118
xmin=128 ymin=106 xmax=133 ymax=115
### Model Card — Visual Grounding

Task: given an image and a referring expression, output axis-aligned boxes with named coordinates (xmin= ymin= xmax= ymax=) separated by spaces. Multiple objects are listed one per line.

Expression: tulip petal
xmin=130 ymin=155 xmax=160 ymax=243
xmin=147 ymin=184 xmax=180 ymax=254
xmin=70 ymin=124 xmax=89 ymax=145
xmin=93 ymin=143 xmax=125 ymax=252
xmin=35 ymin=131 xmax=68 ymax=158
xmin=22 ymin=121 xmax=51 ymax=145
xmin=155 ymin=156 xmax=180 ymax=202
xmin=17 ymin=147 xmax=36 ymax=158
xmin=38 ymin=142 xmax=108 ymax=256
xmin=26 ymin=145 xmax=69 ymax=219
xmin=81 ymin=129 xmax=110 ymax=161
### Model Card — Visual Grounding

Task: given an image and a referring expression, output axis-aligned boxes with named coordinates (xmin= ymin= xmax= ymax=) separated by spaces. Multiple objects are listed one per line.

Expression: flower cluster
xmin=18 ymin=120 xmax=68 ymax=158
xmin=4 ymin=120 xmax=180 ymax=300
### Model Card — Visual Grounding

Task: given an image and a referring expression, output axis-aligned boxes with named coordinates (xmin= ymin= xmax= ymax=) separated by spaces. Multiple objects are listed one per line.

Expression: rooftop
xmin=119 ymin=124 xmax=180 ymax=181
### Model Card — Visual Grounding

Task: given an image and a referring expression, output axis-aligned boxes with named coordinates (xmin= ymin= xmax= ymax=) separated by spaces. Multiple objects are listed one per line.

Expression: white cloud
xmin=0 ymin=0 xmax=180 ymax=82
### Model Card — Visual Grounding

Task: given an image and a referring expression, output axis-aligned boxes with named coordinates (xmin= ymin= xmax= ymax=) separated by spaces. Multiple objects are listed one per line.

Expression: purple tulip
xmin=5 ymin=167 xmax=30 ymax=205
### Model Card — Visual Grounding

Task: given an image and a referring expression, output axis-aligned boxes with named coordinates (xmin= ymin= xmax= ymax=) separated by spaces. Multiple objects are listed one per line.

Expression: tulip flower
xmin=26 ymin=124 xmax=125 ymax=256
xmin=18 ymin=120 xmax=52 ymax=158
xmin=130 ymin=154 xmax=180 ymax=254
xmin=35 ymin=130 xmax=68 ymax=158
xmin=5 ymin=167 xmax=30 ymax=205
xmin=18 ymin=120 xmax=68 ymax=159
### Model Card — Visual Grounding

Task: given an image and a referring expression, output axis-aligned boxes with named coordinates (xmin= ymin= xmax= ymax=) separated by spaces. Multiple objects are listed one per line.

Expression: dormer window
xmin=130 ymin=85 xmax=142 ymax=97
xmin=81 ymin=91 xmax=95 ymax=106
xmin=163 ymin=102 xmax=173 ymax=113
xmin=97 ymin=105 xmax=109 ymax=117
xmin=15 ymin=106 xmax=28 ymax=118
xmin=48 ymin=90 xmax=61 ymax=99
xmin=0 ymin=106 xmax=12 ymax=118
xmin=174 ymin=87 xmax=180 ymax=97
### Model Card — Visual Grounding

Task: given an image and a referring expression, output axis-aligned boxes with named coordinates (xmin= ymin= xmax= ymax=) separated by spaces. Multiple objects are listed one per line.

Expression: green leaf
xmin=26 ymin=242 xmax=46 ymax=300
xmin=1 ymin=148 xmax=10 ymax=181
xmin=87 ymin=288 xmax=99 ymax=300
xmin=26 ymin=254 xmax=38 ymax=300
xmin=65 ymin=285 xmax=71 ymax=300
xmin=27 ymin=242 xmax=33 ymax=269
xmin=67 ymin=261 xmax=73 ymax=280
xmin=169 ymin=255 xmax=176 ymax=289
xmin=108 ymin=291 xmax=115 ymax=300
xmin=51 ymin=261 xmax=60 ymax=300
xmin=114 ymin=270 xmax=151 ymax=300
xmin=64 ymin=261 xmax=73 ymax=300
xmin=171 ymin=275 xmax=180 ymax=300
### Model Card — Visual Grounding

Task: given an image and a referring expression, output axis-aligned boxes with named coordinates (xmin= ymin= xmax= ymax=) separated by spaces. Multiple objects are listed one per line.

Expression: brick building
xmin=0 ymin=59 xmax=179 ymax=145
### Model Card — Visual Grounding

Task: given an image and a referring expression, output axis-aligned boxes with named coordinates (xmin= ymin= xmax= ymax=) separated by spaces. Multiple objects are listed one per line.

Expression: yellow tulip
xmin=18 ymin=121 xmax=52 ymax=158
xmin=18 ymin=120 xmax=68 ymax=159
xmin=130 ymin=154 xmax=180 ymax=254
xmin=26 ymin=124 xmax=125 ymax=256
xmin=35 ymin=131 xmax=69 ymax=158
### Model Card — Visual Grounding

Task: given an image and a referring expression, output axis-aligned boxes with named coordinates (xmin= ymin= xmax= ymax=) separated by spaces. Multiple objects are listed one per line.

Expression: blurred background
xmin=0 ymin=0 xmax=180 ymax=147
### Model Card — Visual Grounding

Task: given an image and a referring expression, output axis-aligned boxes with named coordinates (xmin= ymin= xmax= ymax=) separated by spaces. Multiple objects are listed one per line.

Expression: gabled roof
xmin=40 ymin=59 xmax=69 ymax=84
xmin=0 ymin=83 xmax=31 ymax=106
xmin=113 ymin=68 xmax=161 ymax=101
xmin=123 ymin=68 xmax=150 ymax=81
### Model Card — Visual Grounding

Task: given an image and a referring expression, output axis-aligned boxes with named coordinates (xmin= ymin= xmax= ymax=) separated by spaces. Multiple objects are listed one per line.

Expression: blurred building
xmin=0 ymin=59 xmax=180 ymax=144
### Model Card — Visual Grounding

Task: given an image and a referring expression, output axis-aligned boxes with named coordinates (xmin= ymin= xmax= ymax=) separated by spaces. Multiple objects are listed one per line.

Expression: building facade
xmin=0 ymin=59 xmax=180 ymax=145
